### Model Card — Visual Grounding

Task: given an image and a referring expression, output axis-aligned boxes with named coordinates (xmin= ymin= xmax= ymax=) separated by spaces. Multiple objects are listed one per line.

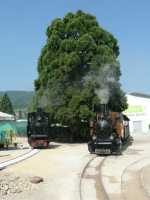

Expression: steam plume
xmin=84 ymin=64 xmax=119 ymax=104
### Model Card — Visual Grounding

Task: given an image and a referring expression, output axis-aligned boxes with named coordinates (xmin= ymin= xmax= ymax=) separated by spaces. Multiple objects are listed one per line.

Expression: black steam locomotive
xmin=27 ymin=108 xmax=51 ymax=148
xmin=88 ymin=104 xmax=131 ymax=155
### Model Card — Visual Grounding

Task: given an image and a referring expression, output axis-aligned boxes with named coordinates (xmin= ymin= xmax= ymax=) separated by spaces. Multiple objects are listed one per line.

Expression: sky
xmin=0 ymin=0 xmax=150 ymax=94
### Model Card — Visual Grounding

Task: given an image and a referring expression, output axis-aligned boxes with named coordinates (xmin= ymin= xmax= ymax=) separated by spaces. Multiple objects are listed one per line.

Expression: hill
xmin=0 ymin=91 xmax=34 ymax=110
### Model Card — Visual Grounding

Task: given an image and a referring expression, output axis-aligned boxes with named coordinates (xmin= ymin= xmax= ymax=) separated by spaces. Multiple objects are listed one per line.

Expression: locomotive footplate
xmin=95 ymin=148 xmax=111 ymax=154
xmin=94 ymin=141 xmax=112 ymax=154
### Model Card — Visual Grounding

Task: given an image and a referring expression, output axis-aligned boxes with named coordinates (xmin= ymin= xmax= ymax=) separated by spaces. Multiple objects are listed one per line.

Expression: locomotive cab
xmin=27 ymin=108 xmax=50 ymax=148
xmin=88 ymin=104 xmax=130 ymax=155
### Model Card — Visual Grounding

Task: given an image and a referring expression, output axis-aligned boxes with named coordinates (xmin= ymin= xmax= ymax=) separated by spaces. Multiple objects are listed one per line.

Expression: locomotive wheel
xmin=88 ymin=141 xmax=95 ymax=154
xmin=0 ymin=144 xmax=4 ymax=148
xmin=45 ymin=141 xmax=49 ymax=148
xmin=28 ymin=137 xmax=32 ymax=146
xmin=116 ymin=140 xmax=122 ymax=155
xmin=116 ymin=143 xmax=122 ymax=155
xmin=112 ymin=138 xmax=122 ymax=155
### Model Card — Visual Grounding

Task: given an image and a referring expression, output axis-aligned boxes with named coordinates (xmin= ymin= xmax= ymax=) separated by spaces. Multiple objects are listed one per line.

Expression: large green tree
xmin=0 ymin=96 xmax=2 ymax=109
xmin=34 ymin=10 xmax=127 ymax=130
xmin=0 ymin=93 xmax=14 ymax=114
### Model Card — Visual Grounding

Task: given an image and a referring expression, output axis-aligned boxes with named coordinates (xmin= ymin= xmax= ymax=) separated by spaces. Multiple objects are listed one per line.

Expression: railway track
xmin=0 ymin=149 xmax=40 ymax=170
xmin=79 ymin=155 xmax=109 ymax=200
xmin=79 ymin=153 xmax=150 ymax=200
xmin=140 ymin=163 xmax=150 ymax=199
xmin=121 ymin=155 xmax=150 ymax=200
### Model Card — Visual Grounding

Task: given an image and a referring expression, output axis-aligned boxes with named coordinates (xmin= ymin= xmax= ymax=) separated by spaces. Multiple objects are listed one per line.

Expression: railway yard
xmin=0 ymin=135 xmax=150 ymax=200
xmin=0 ymin=3 xmax=150 ymax=200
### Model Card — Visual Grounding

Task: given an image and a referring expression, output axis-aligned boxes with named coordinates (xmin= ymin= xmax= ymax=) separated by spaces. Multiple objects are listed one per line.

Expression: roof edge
xmin=129 ymin=92 xmax=150 ymax=99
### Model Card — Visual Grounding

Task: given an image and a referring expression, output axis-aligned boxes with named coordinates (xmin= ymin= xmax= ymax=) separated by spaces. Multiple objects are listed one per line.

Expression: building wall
xmin=124 ymin=95 xmax=150 ymax=134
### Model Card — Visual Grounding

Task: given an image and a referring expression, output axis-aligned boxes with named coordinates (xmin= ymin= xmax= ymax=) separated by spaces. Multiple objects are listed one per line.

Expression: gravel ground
xmin=0 ymin=143 xmax=91 ymax=200
xmin=0 ymin=173 xmax=34 ymax=200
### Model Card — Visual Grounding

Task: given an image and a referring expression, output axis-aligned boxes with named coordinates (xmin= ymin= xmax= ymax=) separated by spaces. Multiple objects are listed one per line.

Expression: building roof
xmin=130 ymin=92 xmax=150 ymax=99
xmin=0 ymin=112 xmax=15 ymax=121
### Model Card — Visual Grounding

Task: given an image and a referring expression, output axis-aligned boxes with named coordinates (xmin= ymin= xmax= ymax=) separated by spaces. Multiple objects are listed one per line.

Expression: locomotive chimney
xmin=94 ymin=104 xmax=108 ymax=113
xmin=94 ymin=104 xmax=109 ymax=121
xmin=100 ymin=104 xmax=108 ymax=113
xmin=37 ymin=107 xmax=43 ymax=113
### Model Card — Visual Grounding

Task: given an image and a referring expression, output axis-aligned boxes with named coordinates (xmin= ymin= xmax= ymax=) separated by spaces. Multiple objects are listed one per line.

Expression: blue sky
xmin=0 ymin=0 xmax=150 ymax=94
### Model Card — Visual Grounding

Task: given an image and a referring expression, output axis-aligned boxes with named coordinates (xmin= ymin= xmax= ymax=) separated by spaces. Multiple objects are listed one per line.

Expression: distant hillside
xmin=0 ymin=91 xmax=34 ymax=110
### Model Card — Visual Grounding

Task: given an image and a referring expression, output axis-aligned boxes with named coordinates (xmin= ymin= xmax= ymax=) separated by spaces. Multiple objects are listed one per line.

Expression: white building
xmin=124 ymin=93 xmax=150 ymax=134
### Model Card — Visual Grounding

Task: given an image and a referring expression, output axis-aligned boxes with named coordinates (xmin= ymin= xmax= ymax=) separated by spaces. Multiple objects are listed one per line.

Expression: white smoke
xmin=95 ymin=88 xmax=110 ymax=104
xmin=95 ymin=64 xmax=117 ymax=104
xmin=84 ymin=64 xmax=118 ymax=104
xmin=37 ymin=83 xmax=65 ymax=108
xmin=37 ymin=88 xmax=50 ymax=108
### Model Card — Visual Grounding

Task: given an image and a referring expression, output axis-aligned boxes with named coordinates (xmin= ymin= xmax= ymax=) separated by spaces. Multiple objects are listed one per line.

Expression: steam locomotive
xmin=26 ymin=105 xmax=131 ymax=152
xmin=27 ymin=108 xmax=51 ymax=148
xmin=88 ymin=104 xmax=131 ymax=155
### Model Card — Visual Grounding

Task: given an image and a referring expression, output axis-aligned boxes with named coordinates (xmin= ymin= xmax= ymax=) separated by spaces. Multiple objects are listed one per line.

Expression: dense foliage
xmin=0 ymin=96 xmax=2 ymax=107
xmin=34 ymin=11 xmax=127 ymax=139
xmin=0 ymin=93 xmax=14 ymax=114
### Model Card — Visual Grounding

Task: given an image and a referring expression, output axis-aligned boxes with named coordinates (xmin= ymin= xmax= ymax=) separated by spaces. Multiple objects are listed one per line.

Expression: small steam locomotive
xmin=27 ymin=108 xmax=51 ymax=148
xmin=88 ymin=104 xmax=131 ymax=155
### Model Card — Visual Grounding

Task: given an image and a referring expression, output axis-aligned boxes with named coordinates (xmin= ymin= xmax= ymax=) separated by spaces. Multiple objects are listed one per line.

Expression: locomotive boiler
xmin=88 ymin=104 xmax=131 ymax=155
xmin=27 ymin=108 xmax=51 ymax=148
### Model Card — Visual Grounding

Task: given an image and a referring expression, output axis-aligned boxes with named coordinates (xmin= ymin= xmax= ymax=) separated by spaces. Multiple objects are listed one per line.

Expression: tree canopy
xmin=0 ymin=93 xmax=14 ymax=114
xmin=34 ymin=10 xmax=127 ymax=127
xmin=0 ymin=96 xmax=2 ymax=111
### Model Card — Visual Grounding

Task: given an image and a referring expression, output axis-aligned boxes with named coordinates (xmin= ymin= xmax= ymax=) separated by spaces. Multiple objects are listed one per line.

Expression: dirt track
xmin=1 ymin=135 xmax=150 ymax=200
xmin=0 ymin=143 xmax=92 ymax=200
